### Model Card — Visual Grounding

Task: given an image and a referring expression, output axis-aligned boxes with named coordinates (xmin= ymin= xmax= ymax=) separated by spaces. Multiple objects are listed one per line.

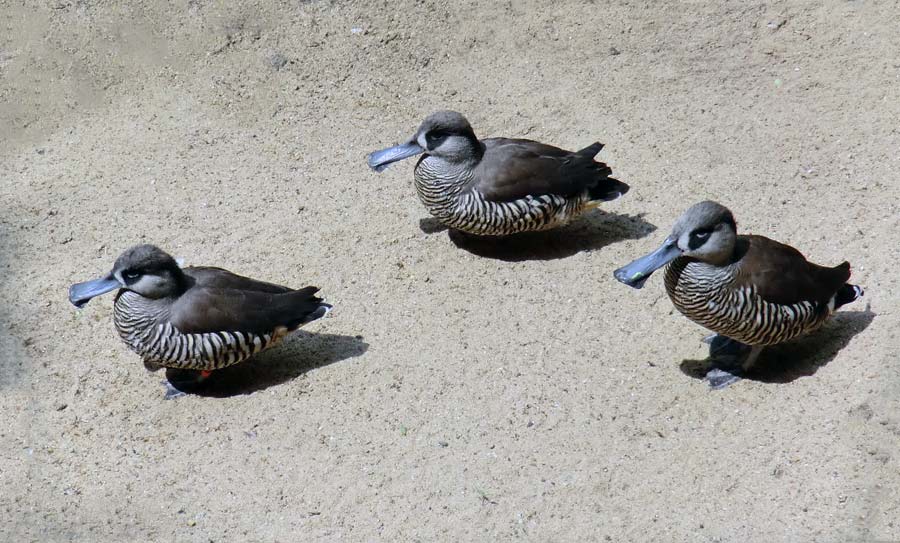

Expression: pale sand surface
xmin=1 ymin=1 xmax=899 ymax=541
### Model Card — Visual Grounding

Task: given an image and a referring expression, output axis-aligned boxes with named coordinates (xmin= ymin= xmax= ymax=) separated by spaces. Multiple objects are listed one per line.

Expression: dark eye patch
xmin=122 ymin=269 xmax=141 ymax=282
xmin=425 ymin=130 xmax=448 ymax=150
xmin=688 ymin=228 xmax=714 ymax=250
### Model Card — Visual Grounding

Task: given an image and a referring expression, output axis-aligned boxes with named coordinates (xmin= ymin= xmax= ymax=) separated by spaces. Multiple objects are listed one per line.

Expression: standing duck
xmin=367 ymin=110 xmax=629 ymax=236
xmin=614 ymin=201 xmax=863 ymax=388
xmin=68 ymin=244 xmax=331 ymax=397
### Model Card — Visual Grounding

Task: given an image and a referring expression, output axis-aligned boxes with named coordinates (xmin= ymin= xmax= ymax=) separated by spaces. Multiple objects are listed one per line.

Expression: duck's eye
xmin=425 ymin=130 xmax=447 ymax=148
xmin=122 ymin=270 xmax=141 ymax=282
xmin=688 ymin=228 xmax=713 ymax=250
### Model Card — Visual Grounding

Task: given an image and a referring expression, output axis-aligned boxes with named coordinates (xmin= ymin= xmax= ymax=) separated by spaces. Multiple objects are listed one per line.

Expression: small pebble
xmin=265 ymin=51 xmax=288 ymax=71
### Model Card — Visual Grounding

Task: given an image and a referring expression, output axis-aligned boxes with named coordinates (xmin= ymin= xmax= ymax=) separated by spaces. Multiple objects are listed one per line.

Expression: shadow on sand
xmin=679 ymin=308 xmax=875 ymax=386
xmin=166 ymin=331 xmax=368 ymax=398
xmin=419 ymin=211 xmax=656 ymax=262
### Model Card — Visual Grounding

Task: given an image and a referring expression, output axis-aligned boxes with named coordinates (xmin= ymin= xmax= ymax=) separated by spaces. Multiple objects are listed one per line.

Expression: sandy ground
xmin=2 ymin=1 xmax=899 ymax=541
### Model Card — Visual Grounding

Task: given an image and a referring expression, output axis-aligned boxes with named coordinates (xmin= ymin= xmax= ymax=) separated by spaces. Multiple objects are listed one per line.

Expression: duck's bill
xmin=366 ymin=141 xmax=424 ymax=172
xmin=69 ymin=275 xmax=121 ymax=308
xmin=613 ymin=238 xmax=681 ymax=289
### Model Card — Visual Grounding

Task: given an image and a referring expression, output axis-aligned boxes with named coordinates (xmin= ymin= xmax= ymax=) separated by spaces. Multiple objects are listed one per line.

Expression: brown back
xmin=736 ymin=235 xmax=851 ymax=305
xmin=169 ymin=267 xmax=324 ymax=334
xmin=474 ymin=138 xmax=614 ymax=202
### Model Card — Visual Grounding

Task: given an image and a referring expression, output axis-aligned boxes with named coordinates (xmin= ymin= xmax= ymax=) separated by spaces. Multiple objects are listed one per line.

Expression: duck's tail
xmin=577 ymin=142 xmax=604 ymax=158
xmin=577 ymin=142 xmax=629 ymax=203
xmin=301 ymin=302 xmax=333 ymax=325
xmin=833 ymin=283 xmax=864 ymax=310
xmin=283 ymin=287 xmax=332 ymax=330
xmin=588 ymin=177 xmax=630 ymax=202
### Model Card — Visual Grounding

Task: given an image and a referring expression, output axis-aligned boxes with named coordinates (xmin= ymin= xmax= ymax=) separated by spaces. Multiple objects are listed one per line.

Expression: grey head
xmin=68 ymin=244 xmax=187 ymax=308
xmin=367 ymin=110 xmax=481 ymax=172
xmin=614 ymin=201 xmax=738 ymax=288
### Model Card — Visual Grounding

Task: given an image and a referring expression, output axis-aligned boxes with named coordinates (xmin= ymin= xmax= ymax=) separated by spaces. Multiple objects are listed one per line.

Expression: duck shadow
xmin=679 ymin=308 xmax=875 ymax=385
xmin=167 ymin=331 xmax=368 ymax=398
xmin=419 ymin=217 xmax=449 ymax=234
xmin=428 ymin=211 xmax=656 ymax=262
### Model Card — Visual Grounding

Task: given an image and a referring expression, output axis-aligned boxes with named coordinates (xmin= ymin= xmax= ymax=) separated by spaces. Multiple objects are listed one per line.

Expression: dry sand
xmin=2 ymin=1 xmax=899 ymax=541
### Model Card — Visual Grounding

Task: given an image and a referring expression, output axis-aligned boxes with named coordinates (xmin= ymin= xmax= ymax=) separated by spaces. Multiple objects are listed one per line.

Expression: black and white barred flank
xmin=414 ymin=162 xmax=589 ymax=236
xmin=113 ymin=290 xmax=284 ymax=371
xmin=664 ymin=259 xmax=832 ymax=346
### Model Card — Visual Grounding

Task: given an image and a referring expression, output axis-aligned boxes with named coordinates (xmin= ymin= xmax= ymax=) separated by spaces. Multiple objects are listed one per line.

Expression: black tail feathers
xmin=577 ymin=142 xmax=604 ymax=157
xmin=588 ymin=177 xmax=630 ymax=202
xmin=285 ymin=287 xmax=331 ymax=330
xmin=304 ymin=303 xmax=333 ymax=324
xmin=577 ymin=141 xmax=629 ymax=202
xmin=834 ymin=284 xmax=864 ymax=310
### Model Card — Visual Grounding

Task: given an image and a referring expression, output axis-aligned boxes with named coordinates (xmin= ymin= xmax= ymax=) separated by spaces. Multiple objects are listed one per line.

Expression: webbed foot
xmin=161 ymin=369 xmax=214 ymax=399
xmin=162 ymin=379 xmax=188 ymax=400
xmin=705 ymin=368 xmax=743 ymax=389
xmin=704 ymin=344 xmax=764 ymax=390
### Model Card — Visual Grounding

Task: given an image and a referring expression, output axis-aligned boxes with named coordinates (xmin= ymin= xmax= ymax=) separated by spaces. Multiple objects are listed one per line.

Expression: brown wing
xmin=170 ymin=285 xmax=326 ymax=335
xmin=738 ymin=235 xmax=851 ymax=305
xmin=185 ymin=266 xmax=293 ymax=294
xmin=474 ymin=138 xmax=618 ymax=202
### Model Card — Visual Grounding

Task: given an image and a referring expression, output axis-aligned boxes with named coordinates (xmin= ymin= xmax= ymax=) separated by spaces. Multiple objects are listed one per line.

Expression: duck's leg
xmin=703 ymin=334 xmax=750 ymax=358
xmin=161 ymin=369 xmax=213 ymax=400
xmin=705 ymin=345 xmax=764 ymax=390
xmin=742 ymin=346 xmax=764 ymax=371
xmin=705 ymin=335 xmax=746 ymax=389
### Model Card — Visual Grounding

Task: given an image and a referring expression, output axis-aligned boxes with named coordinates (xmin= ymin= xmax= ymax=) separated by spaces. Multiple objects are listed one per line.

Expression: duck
xmin=68 ymin=244 xmax=331 ymax=397
xmin=613 ymin=201 xmax=863 ymax=388
xmin=367 ymin=110 xmax=629 ymax=236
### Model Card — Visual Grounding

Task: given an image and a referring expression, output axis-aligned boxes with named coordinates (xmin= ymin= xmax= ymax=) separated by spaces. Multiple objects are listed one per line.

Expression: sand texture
xmin=2 ymin=1 xmax=899 ymax=541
